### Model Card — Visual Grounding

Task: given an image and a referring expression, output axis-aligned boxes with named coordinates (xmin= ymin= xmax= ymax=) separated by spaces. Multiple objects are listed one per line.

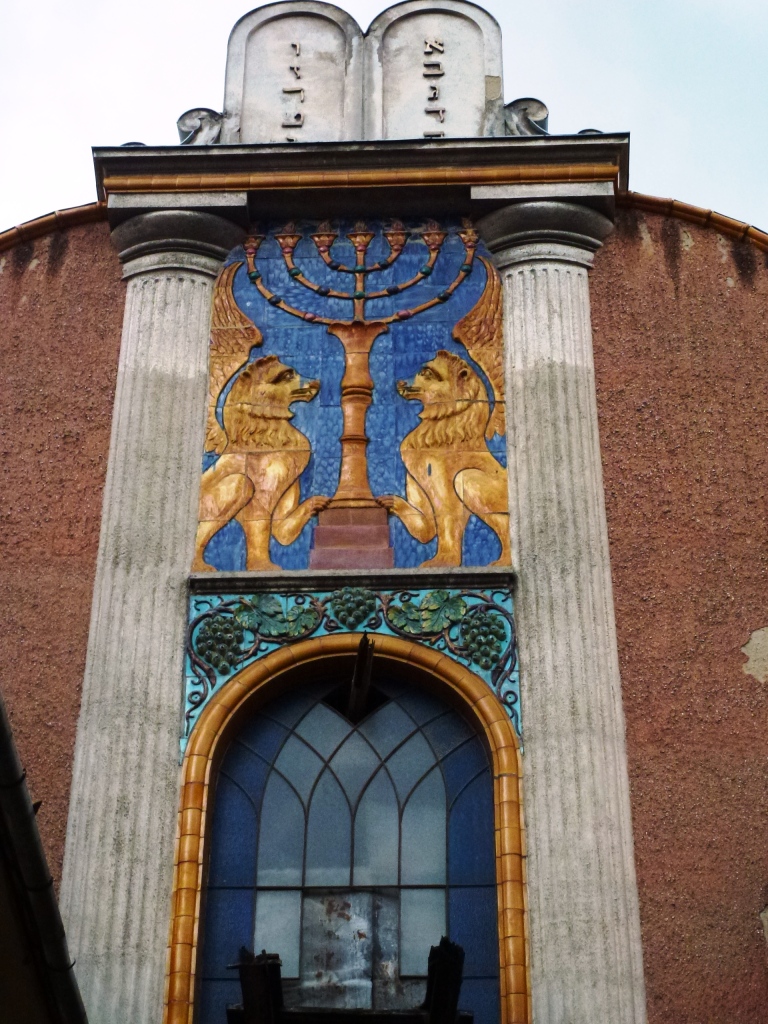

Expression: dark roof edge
xmin=0 ymin=690 xmax=88 ymax=1024
xmin=0 ymin=191 xmax=765 ymax=256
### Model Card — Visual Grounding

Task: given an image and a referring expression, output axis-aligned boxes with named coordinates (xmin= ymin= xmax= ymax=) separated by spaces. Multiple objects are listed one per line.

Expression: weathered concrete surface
xmin=0 ymin=222 xmax=123 ymax=885
xmin=480 ymin=201 xmax=647 ymax=1024
xmin=59 ymin=213 xmax=242 ymax=1024
xmin=591 ymin=209 xmax=768 ymax=1024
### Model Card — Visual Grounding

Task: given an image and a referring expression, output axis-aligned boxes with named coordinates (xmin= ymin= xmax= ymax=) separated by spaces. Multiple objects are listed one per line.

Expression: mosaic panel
xmin=184 ymin=582 xmax=518 ymax=752
xmin=192 ymin=219 xmax=509 ymax=573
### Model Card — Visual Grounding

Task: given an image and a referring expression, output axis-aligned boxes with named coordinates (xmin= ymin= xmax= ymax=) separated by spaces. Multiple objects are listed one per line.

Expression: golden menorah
xmin=243 ymin=220 xmax=478 ymax=509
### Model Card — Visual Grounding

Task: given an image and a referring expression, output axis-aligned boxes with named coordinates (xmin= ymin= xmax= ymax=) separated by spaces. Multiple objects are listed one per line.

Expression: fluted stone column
xmin=60 ymin=211 xmax=244 ymax=1024
xmin=477 ymin=202 xmax=647 ymax=1024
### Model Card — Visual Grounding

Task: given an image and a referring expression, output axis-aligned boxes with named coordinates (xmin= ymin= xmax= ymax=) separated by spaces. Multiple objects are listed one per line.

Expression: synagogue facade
xmin=0 ymin=3 xmax=766 ymax=1024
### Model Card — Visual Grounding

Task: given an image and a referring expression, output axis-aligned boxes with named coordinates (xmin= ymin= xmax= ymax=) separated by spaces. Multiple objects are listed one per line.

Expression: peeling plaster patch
xmin=28 ymin=257 xmax=40 ymax=272
xmin=760 ymin=906 xmax=768 ymax=944
xmin=681 ymin=229 xmax=694 ymax=251
xmin=741 ymin=627 xmax=768 ymax=682
xmin=726 ymin=277 xmax=735 ymax=289
xmin=0 ymin=256 xmax=6 ymax=275
xmin=638 ymin=218 xmax=654 ymax=253
xmin=716 ymin=233 xmax=730 ymax=263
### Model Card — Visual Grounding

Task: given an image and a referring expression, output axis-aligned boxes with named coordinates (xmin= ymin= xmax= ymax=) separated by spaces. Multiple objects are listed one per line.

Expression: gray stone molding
xmin=59 ymin=212 xmax=242 ymax=1024
xmin=364 ymin=0 xmax=504 ymax=140
xmin=222 ymin=1 xmax=364 ymax=144
xmin=477 ymin=201 xmax=648 ymax=1023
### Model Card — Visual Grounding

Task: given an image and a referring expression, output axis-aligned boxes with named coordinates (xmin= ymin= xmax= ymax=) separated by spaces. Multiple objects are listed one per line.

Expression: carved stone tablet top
xmin=365 ymin=1 xmax=504 ymax=141
xmin=222 ymin=2 xmax=364 ymax=144
xmin=215 ymin=0 xmax=503 ymax=144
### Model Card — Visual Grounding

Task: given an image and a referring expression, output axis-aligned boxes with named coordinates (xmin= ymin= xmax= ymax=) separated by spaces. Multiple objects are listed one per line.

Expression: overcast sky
xmin=1 ymin=0 xmax=766 ymax=233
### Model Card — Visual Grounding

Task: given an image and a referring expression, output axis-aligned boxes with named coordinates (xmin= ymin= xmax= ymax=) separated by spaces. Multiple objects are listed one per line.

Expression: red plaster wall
xmin=0 ymin=223 xmax=123 ymax=885
xmin=591 ymin=210 xmax=768 ymax=1023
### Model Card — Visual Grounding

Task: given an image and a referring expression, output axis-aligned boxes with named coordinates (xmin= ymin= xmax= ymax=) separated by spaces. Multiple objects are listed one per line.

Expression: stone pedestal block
xmin=59 ymin=212 xmax=244 ymax=1024
xmin=478 ymin=201 xmax=647 ymax=1024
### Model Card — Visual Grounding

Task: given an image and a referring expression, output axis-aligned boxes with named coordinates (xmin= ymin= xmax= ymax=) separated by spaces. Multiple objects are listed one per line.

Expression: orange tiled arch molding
xmin=163 ymin=632 xmax=530 ymax=1024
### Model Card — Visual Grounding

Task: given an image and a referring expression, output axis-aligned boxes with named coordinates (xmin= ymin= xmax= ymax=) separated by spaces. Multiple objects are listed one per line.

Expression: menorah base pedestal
xmin=310 ymin=507 xmax=394 ymax=570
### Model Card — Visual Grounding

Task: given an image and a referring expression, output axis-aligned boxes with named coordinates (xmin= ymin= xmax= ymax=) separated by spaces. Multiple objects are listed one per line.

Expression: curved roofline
xmin=0 ymin=201 xmax=107 ymax=255
xmin=0 ymin=192 xmax=766 ymax=257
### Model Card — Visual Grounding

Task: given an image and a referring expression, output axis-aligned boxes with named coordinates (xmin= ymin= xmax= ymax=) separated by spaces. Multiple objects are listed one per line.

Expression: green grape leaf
xmin=419 ymin=591 xmax=466 ymax=633
xmin=286 ymin=604 xmax=320 ymax=636
xmin=234 ymin=595 xmax=292 ymax=637
xmin=386 ymin=598 xmax=423 ymax=634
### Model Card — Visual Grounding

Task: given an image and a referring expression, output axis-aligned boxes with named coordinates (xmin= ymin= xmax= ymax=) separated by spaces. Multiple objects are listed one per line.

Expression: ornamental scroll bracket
xmin=184 ymin=569 xmax=519 ymax=754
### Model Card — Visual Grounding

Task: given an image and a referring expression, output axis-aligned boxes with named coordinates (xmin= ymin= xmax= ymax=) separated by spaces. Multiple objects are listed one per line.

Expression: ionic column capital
xmin=476 ymin=200 xmax=615 ymax=269
xmin=111 ymin=209 xmax=245 ymax=278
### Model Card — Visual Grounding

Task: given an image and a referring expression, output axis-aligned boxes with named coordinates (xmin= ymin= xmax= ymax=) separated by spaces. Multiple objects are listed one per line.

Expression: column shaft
xmin=480 ymin=202 xmax=647 ymax=1024
xmin=60 ymin=258 xmax=216 ymax=1023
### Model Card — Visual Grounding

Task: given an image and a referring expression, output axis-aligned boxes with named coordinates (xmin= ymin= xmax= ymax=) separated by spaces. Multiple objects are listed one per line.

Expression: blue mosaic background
xmin=202 ymin=221 xmax=507 ymax=572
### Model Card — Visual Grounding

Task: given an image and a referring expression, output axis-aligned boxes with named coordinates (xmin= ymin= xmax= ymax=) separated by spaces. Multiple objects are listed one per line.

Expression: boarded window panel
xmin=353 ymin=769 xmax=398 ymax=886
xmin=254 ymin=890 xmax=302 ymax=978
xmin=257 ymin=774 xmax=304 ymax=886
xmin=300 ymin=891 xmax=375 ymax=1008
xmin=400 ymin=889 xmax=446 ymax=977
xmin=401 ymin=767 xmax=446 ymax=885
xmin=306 ymin=769 xmax=352 ymax=886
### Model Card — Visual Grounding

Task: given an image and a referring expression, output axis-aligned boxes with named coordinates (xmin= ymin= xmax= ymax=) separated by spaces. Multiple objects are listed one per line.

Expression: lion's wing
xmin=206 ymin=261 xmax=263 ymax=454
xmin=452 ymin=255 xmax=505 ymax=440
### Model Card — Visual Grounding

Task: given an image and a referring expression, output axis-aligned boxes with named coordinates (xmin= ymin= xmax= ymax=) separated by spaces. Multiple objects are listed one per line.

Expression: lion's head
xmin=397 ymin=351 xmax=489 ymax=447
xmin=223 ymin=355 xmax=319 ymax=448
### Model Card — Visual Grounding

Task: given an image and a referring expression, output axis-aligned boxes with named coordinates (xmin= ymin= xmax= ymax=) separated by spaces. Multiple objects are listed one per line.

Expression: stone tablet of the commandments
xmin=365 ymin=1 xmax=504 ymax=140
xmin=222 ymin=2 xmax=363 ymax=144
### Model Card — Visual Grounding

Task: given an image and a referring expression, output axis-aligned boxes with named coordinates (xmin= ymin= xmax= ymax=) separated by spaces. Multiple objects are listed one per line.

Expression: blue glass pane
xmin=262 ymin=689 xmax=317 ymax=728
xmin=401 ymin=767 xmax=446 ymax=885
xmin=423 ymin=711 xmax=474 ymax=760
xmin=400 ymin=889 xmax=446 ymax=976
xmin=220 ymin=741 xmax=270 ymax=804
xmin=199 ymin=887 xmax=254 ymax=980
xmin=197 ymin=977 xmax=242 ymax=1024
xmin=458 ymin=978 xmax=500 ymax=1024
xmin=208 ymin=775 xmax=258 ymax=888
xmin=306 ymin=770 xmax=352 ymax=886
xmin=442 ymin=737 xmax=489 ymax=806
xmin=385 ymin=730 xmax=436 ymax=803
xmin=353 ymin=769 xmax=398 ymax=885
xmin=257 ymin=774 xmax=305 ymax=886
xmin=328 ymin=731 xmax=382 ymax=807
xmin=372 ymin=677 xmax=407 ymax=701
xmin=448 ymin=886 xmax=499 ymax=978
xmin=448 ymin=769 xmax=495 ymax=886
xmin=254 ymin=890 xmax=302 ymax=977
xmin=295 ymin=702 xmax=352 ymax=759
xmin=236 ymin=715 xmax=289 ymax=766
xmin=359 ymin=701 xmax=415 ymax=759
xmin=396 ymin=689 xmax=446 ymax=725
xmin=274 ymin=734 xmax=324 ymax=805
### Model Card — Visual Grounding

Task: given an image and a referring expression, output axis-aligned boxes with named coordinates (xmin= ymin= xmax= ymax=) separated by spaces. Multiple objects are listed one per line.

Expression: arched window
xmin=197 ymin=677 xmax=499 ymax=1024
